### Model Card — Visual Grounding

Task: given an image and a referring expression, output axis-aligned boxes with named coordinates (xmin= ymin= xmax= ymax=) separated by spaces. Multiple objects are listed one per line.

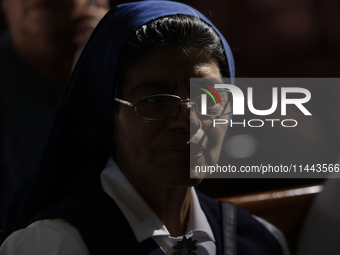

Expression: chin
xmin=166 ymin=174 xmax=204 ymax=188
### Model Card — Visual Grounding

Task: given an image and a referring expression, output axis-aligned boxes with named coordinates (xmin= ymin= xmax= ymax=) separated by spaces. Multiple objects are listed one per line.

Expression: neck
xmin=140 ymin=185 xmax=192 ymax=237
xmin=120 ymin=167 xmax=192 ymax=237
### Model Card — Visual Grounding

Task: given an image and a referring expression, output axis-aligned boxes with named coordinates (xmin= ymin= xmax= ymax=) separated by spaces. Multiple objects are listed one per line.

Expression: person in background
xmin=297 ymin=173 xmax=340 ymax=255
xmin=0 ymin=0 xmax=110 ymax=228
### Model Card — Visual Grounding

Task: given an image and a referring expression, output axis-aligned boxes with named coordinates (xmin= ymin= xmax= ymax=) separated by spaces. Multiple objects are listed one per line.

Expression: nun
xmin=0 ymin=1 xmax=289 ymax=255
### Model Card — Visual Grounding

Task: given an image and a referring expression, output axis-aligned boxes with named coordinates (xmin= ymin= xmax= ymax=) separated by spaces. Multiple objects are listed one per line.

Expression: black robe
xmin=26 ymin=173 xmax=283 ymax=255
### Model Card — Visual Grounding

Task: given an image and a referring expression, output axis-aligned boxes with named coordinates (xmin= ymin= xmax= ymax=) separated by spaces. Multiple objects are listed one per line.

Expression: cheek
xmin=2 ymin=1 xmax=20 ymax=20
xmin=114 ymin=111 xmax=163 ymax=163
xmin=202 ymin=118 xmax=228 ymax=163
xmin=114 ymin=113 xmax=140 ymax=155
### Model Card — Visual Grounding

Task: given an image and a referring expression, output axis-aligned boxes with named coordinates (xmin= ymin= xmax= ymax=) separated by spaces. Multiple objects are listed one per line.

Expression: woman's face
xmin=113 ymin=47 xmax=229 ymax=189
xmin=1 ymin=0 xmax=83 ymax=37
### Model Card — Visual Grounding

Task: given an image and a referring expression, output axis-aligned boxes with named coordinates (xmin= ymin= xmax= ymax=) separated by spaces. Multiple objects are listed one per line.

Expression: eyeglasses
xmin=114 ymin=91 xmax=232 ymax=120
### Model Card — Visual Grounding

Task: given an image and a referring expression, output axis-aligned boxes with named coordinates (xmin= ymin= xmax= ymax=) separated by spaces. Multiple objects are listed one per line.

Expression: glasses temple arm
xmin=114 ymin=98 xmax=134 ymax=107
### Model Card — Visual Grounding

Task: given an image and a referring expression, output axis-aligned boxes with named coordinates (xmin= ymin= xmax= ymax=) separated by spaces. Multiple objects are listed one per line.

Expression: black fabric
xmin=22 ymin=173 xmax=282 ymax=255
xmin=196 ymin=191 xmax=224 ymax=255
xmin=199 ymin=192 xmax=283 ymax=255
xmin=236 ymin=206 xmax=283 ymax=255
xmin=221 ymin=201 xmax=236 ymax=255
xmin=29 ymin=173 xmax=164 ymax=255
xmin=0 ymin=32 xmax=64 ymax=228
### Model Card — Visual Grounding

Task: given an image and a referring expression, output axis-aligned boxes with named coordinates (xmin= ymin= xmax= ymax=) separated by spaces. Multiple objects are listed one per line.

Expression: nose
xmin=178 ymin=99 xmax=202 ymax=135
xmin=189 ymin=103 xmax=202 ymax=135
xmin=166 ymin=98 xmax=190 ymax=131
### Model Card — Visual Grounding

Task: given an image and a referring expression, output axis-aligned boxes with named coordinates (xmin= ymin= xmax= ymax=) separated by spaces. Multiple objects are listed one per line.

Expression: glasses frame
xmin=114 ymin=92 xmax=232 ymax=120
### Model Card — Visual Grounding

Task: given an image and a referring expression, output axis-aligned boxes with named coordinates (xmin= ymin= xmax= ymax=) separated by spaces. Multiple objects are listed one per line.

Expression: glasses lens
xmin=195 ymin=91 xmax=232 ymax=116
xmin=137 ymin=95 xmax=181 ymax=120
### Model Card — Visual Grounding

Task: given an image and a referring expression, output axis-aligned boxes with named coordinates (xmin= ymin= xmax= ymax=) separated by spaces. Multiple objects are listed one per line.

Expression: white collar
xmin=100 ymin=157 xmax=215 ymax=243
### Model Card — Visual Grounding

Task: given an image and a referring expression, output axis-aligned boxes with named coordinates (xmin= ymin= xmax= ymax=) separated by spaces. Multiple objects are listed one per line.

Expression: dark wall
xmin=184 ymin=0 xmax=340 ymax=78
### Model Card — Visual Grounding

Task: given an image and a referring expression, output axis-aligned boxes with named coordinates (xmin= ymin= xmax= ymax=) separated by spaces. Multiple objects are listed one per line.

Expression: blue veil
xmin=2 ymin=0 xmax=234 ymax=241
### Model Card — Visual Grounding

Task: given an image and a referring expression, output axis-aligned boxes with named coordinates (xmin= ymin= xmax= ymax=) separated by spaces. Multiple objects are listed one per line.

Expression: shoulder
xmin=196 ymin=191 xmax=289 ymax=255
xmin=0 ymin=219 xmax=89 ymax=255
xmin=235 ymin=206 xmax=290 ymax=255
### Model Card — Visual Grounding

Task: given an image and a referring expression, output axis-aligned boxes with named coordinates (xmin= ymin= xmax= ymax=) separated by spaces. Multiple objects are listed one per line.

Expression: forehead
xmin=120 ymin=47 xmax=221 ymax=97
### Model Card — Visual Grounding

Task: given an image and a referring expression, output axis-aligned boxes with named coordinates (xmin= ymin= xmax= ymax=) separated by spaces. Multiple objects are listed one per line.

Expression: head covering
xmin=2 ymin=0 xmax=234 ymax=241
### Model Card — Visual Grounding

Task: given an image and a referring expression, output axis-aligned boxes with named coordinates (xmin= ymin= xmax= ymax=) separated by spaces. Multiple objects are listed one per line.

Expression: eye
xmin=206 ymin=95 xmax=217 ymax=109
xmin=195 ymin=94 xmax=217 ymax=109
xmin=145 ymin=95 xmax=165 ymax=104
xmin=194 ymin=91 xmax=232 ymax=116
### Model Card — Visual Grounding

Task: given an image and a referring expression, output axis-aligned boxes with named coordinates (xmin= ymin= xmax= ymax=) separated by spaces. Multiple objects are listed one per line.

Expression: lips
xmin=160 ymin=141 xmax=205 ymax=158
xmin=158 ymin=142 xmax=190 ymax=158
xmin=162 ymin=144 xmax=190 ymax=152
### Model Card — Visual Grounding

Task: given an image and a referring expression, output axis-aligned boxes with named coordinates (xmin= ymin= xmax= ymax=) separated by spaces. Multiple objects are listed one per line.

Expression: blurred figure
xmin=297 ymin=173 xmax=340 ymax=255
xmin=0 ymin=0 xmax=109 ymax=228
